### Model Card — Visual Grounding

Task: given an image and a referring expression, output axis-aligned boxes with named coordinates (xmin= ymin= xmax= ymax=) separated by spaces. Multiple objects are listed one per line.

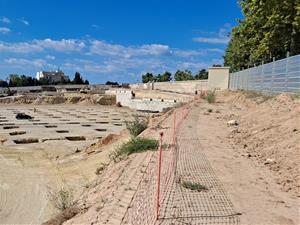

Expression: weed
xmin=205 ymin=91 xmax=215 ymax=103
xmin=241 ymin=90 xmax=273 ymax=103
xmin=95 ymin=163 xmax=107 ymax=175
xmin=181 ymin=181 xmax=208 ymax=192
xmin=125 ymin=116 xmax=148 ymax=137
xmin=48 ymin=188 xmax=74 ymax=211
xmin=110 ymin=138 xmax=158 ymax=162
xmin=207 ymin=108 xmax=213 ymax=113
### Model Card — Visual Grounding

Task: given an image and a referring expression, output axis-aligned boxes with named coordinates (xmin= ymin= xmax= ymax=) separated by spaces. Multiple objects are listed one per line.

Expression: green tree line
xmin=0 ymin=72 xmax=89 ymax=87
xmin=224 ymin=0 xmax=300 ymax=72
xmin=142 ymin=69 xmax=208 ymax=83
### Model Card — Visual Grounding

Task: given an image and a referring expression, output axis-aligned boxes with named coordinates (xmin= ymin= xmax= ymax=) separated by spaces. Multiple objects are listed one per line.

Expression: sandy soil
xmin=0 ymin=104 xmax=135 ymax=224
xmin=2 ymin=90 xmax=299 ymax=225
xmin=193 ymin=94 xmax=300 ymax=224
xmin=49 ymin=91 xmax=299 ymax=225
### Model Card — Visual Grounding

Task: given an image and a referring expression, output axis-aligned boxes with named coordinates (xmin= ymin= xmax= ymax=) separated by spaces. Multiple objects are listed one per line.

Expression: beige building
xmin=208 ymin=67 xmax=230 ymax=90
xmin=36 ymin=70 xmax=69 ymax=83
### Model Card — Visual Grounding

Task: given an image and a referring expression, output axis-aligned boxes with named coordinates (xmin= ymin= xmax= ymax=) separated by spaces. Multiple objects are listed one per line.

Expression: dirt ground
xmin=0 ymin=104 xmax=136 ymax=224
xmin=1 ymin=90 xmax=299 ymax=224
xmin=51 ymin=90 xmax=299 ymax=225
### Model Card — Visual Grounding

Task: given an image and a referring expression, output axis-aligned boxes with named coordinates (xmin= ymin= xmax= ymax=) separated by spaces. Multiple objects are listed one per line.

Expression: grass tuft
xmin=205 ymin=91 xmax=216 ymax=103
xmin=126 ymin=116 xmax=148 ymax=137
xmin=109 ymin=137 xmax=158 ymax=162
xmin=48 ymin=188 xmax=74 ymax=211
xmin=182 ymin=181 xmax=208 ymax=192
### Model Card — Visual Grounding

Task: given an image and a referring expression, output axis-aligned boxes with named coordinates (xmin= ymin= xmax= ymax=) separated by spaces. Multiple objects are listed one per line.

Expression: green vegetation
xmin=126 ymin=116 xmax=148 ymax=137
xmin=49 ymin=188 xmax=74 ymax=211
xmin=224 ymin=0 xmax=300 ymax=72
xmin=207 ymin=108 xmax=213 ymax=113
xmin=105 ymin=81 xmax=119 ymax=86
xmin=141 ymin=69 xmax=208 ymax=83
xmin=182 ymin=181 xmax=208 ymax=192
xmin=73 ymin=72 xmax=89 ymax=85
xmin=0 ymin=71 xmax=89 ymax=87
xmin=174 ymin=70 xmax=194 ymax=81
xmin=142 ymin=71 xmax=172 ymax=83
xmin=110 ymin=138 xmax=159 ymax=162
xmin=241 ymin=90 xmax=273 ymax=103
xmin=205 ymin=91 xmax=216 ymax=103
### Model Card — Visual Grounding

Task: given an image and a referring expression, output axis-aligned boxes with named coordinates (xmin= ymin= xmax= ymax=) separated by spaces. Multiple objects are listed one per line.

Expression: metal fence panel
xmin=229 ymin=54 xmax=300 ymax=94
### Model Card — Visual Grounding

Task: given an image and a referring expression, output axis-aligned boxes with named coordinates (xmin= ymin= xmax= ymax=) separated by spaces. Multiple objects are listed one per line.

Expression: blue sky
xmin=0 ymin=0 xmax=242 ymax=84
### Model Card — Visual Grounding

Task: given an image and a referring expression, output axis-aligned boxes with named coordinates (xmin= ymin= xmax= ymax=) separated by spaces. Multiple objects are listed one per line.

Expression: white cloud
xmin=193 ymin=24 xmax=232 ymax=45
xmin=207 ymin=48 xmax=224 ymax=53
xmin=0 ymin=38 xmax=225 ymax=81
xmin=19 ymin=17 xmax=29 ymax=26
xmin=0 ymin=17 xmax=11 ymax=24
xmin=89 ymin=40 xmax=170 ymax=58
xmin=4 ymin=58 xmax=47 ymax=68
xmin=178 ymin=61 xmax=210 ymax=70
xmin=173 ymin=49 xmax=205 ymax=57
xmin=0 ymin=41 xmax=43 ymax=53
xmin=193 ymin=37 xmax=229 ymax=44
xmin=0 ymin=39 xmax=85 ymax=53
xmin=46 ymin=55 xmax=55 ymax=60
xmin=91 ymin=24 xmax=99 ymax=29
xmin=34 ymin=38 xmax=85 ymax=52
xmin=0 ymin=27 xmax=11 ymax=34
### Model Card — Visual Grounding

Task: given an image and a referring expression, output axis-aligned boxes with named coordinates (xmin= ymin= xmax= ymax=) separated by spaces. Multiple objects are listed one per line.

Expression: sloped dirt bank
xmin=218 ymin=91 xmax=300 ymax=196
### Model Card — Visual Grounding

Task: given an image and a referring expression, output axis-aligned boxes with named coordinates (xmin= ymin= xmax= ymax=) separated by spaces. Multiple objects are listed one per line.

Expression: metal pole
xmin=156 ymin=132 xmax=164 ymax=220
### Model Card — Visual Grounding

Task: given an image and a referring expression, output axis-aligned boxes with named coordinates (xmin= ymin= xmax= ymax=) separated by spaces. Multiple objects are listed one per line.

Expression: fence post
xmin=271 ymin=57 xmax=275 ymax=93
xmin=156 ymin=132 xmax=164 ymax=220
xmin=285 ymin=52 xmax=290 ymax=91
xmin=173 ymin=111 xmax=176 ymax=142
xmin=260 ymin=61 xmax=264 ymax=92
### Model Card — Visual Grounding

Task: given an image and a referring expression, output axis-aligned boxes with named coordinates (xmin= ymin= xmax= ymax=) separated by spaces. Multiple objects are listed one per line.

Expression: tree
xmin=72 ymin=72 xmax=84 ymax=84
xmin=224 ymin=0 xmax=300 ymax=71
xmin=194 ymin=69 xmax=208 ymax=80
xmin=174 ymin=70 xmax=194 ymax=81
xmin=142 ymin=72 xmax=155 ymax=83
xmin=106 ymin=81 xmax=119 ymax=85
xmin=84 ymin=80 xmax=89 ymax=85
xmin=160 ymin=71 xmax=172 ymax=82
xmin=0 ymin=80 xmax=8 ymax=87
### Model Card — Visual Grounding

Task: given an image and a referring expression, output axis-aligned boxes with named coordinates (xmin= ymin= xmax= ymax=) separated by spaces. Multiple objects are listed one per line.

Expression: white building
xmin=36 ymin=70 xmax=69 ymax=83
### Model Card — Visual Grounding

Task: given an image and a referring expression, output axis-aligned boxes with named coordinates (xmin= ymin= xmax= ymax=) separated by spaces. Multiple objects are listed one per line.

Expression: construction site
xmin=1 ymin=0 xmax=300 ymax=224
xmin=0 ymin=66 xmax=299 ymax=225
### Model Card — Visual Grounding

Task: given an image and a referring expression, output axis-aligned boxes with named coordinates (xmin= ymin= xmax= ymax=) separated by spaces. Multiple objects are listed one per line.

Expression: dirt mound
xmin=0 ymin=94 xmax=116 ymax=105
xmin=218 ymin=91 xmax=300 ymax=196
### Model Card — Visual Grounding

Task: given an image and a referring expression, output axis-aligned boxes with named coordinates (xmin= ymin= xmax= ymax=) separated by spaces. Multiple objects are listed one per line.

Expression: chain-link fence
xmin=229 ymin=54 xmax=300 ymax=94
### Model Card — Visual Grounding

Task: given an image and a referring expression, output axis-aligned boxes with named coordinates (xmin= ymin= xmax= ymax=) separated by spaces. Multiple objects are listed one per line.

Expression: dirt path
xmin=157 ymin=103 xmax=240 ymax=224
xmin=193 ymin=101 xmax=300 ymax=225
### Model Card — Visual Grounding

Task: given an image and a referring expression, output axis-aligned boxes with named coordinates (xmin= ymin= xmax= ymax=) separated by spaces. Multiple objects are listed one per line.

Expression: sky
xmin=0 ymin=0 xmax=243 ymax=84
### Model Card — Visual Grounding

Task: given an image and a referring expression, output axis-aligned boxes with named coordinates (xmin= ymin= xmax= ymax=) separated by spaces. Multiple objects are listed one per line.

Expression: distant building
xmin=36 ymin=70 xmax=69 ymax=83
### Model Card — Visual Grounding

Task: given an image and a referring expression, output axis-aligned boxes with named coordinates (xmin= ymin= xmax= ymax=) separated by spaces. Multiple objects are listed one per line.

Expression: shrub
xmin=182 ymin=181 xmax=208 ymax=192
xmin=207 ymin=108 xmax=213 ymax=113
xmin=205 ymin=91 xmax=215 ymax=103
xmin=126 ymin=116 xmax=148 ymax=137
xmin=110 ymin=138 xmax=158 ymax=162
xmin=241 ymin=90 xmax=273 ymax=103
xmin=48 ymin=188 xmax=74 ymax=211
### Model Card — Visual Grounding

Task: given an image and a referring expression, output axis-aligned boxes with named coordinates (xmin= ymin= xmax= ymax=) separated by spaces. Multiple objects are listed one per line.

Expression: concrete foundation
xmin=116 ymin=90 xmax=177 ymax=112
